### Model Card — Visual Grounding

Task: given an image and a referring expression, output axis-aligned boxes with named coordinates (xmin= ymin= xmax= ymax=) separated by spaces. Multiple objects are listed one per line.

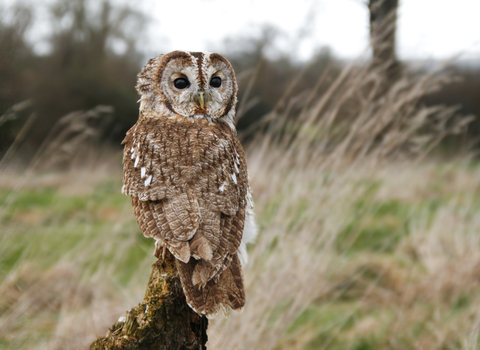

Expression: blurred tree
xmin=0 ymin=0 xmax=149 ymax=157
xmin=29 ymin=0 xmax=147 ymax=148
xmin=2 ymin=0 xmax=478 ymax=158
xmin=368 ymin=0 xmax=400 ymax=81
xmin=0 ymin=4 xmax=33 ymax=108
xmin=422 ymin=64 xmax=480 ymax=147
xmin=0 ymin=4 xmax=34 ymax=151
xmin=0 ymin=0 xmax=149 ymax=156
xmin=218 ymin=25 xmax=341 ymax=135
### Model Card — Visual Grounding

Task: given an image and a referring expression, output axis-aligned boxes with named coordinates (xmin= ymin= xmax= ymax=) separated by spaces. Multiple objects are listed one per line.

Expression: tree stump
xmin=90 ymin=251 xmax=208 ymax=350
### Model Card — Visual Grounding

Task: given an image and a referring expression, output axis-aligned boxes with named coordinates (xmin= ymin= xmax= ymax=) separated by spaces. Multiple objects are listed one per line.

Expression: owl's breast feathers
xmin=122 ymin=116 xmax=249 ymax=316
xmin=122 ymin=116 xmax=247 ymax=214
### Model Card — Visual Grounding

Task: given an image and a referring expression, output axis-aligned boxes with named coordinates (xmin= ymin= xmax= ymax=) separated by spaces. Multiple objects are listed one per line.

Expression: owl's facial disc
xmin=155 ymin=51 xmax=237 ymax=120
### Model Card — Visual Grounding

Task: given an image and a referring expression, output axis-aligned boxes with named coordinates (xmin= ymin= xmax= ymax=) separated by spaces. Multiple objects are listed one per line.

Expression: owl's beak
xmin=198 ymin=91 xmax=205 ymax=109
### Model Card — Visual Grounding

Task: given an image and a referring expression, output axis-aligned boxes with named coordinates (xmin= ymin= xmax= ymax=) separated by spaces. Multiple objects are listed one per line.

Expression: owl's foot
xmin=154 ymin=239 xmax=167 ymax=259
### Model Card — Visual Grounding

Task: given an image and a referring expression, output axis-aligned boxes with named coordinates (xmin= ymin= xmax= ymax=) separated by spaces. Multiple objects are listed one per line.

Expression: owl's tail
xmin=176 ymin=254 xmax=245 ymax=318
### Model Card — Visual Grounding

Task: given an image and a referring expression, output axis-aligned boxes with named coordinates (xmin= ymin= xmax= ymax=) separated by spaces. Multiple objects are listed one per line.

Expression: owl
xmin=122 ymin=51 xmax=257 ymax=318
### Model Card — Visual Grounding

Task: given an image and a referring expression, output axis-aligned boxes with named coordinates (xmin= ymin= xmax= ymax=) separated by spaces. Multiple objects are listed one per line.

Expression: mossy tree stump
xmin=90 ymin=251 xmax=208 ymax=350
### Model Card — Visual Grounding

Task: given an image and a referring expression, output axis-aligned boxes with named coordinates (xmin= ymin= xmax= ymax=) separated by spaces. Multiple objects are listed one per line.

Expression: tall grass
xmin=207 ymin=56 xmax=477 ymax=349
xmin=1 ymin=54 xmax=478 ymax=350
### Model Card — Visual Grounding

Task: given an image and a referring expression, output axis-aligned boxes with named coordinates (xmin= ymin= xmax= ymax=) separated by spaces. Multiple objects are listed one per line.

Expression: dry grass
xmin=210 ymin=159 xmax=480 ymax=349
xmin=206 ymin=56 xmax=477 ymax=349
xmin=1 ymin=54 xmax=479 ymax=350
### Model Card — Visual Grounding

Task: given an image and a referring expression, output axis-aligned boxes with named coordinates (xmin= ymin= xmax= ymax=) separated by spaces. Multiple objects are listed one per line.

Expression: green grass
xmin=0 ymin=175 xmax=159 ymax=348
xmin=336 ymin=198 xmax=411 ymax=253
xmin=2 ymin=162 xmax=480 ymax=349
xmin=0 ymin=177 xmax=155 ymax=286
xmin=1 ymin=180 xmax=138 ymax=275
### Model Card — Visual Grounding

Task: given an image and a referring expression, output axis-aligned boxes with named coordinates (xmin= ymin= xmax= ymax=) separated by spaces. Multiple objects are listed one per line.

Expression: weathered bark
xmin=90 ymin=251 xmax=208 ymax=350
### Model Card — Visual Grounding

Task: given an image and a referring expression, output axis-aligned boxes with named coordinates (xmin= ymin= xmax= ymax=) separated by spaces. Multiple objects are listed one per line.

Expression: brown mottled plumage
xmin=122 ymin=51 xmax=256 ymax=317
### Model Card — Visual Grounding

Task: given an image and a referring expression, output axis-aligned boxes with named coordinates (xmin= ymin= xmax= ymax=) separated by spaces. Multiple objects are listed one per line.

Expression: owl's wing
xmin=123 ymin=118 xmax=249 ymax=316
xmin=123 ymin=120 xmax=202 ymax=259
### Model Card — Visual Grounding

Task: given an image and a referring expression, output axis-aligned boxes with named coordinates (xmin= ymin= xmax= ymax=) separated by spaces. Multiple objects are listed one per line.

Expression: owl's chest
xmin=134 ymin=118 xmax=235 ymax=182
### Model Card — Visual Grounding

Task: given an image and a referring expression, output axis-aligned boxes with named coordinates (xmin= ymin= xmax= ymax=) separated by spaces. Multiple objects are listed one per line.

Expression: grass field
xmin=1 ymin=58 xmax=479 ymax=349
xmin=2 ymin=156 xmax=480 ymax=349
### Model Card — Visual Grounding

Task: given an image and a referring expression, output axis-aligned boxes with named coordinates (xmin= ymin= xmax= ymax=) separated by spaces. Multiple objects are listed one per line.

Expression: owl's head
xmin=136 ymin=51 xmax=238 ymax=123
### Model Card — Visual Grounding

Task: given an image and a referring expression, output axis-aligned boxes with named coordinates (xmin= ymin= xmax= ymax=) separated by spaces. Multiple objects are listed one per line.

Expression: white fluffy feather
xmin=237 ymin=187 xmax=257 ymax=266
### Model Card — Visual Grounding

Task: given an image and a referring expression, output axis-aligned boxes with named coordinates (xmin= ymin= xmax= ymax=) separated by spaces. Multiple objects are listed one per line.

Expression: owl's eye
xmin=174 ymin=78 xmax=190 ymax=89
xmin=210 ymin=77 xmax=222 ymax=88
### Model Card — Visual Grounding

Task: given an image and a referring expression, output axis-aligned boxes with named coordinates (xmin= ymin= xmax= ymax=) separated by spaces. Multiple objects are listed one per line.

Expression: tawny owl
xmin=122 ymin=51 xmax=257 ymax=318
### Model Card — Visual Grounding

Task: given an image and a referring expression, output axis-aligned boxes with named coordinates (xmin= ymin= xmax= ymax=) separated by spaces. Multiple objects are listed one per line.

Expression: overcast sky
xmin=5 ymin=0 xmax=480 ymax=61
xmin=137 ymin=0 xmax=480 ymax=61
